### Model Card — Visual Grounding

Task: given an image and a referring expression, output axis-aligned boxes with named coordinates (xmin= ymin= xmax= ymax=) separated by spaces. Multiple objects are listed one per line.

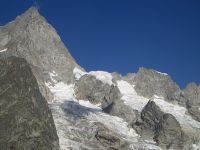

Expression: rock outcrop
xmin=95 ymin=124 xmax=130 ymax=150
xmin=75 ymin=74 xmax=138 ymax=125
xmin=141 ymin=101 xmax=164 ymax=131
xmin=134 ymin=100 xmax=184 ymax=149
xmin=0 ymin=57 xmax=59 ymax=150
xmin=75 ymin=74 xmax=111 ymax=104
xmin=133 ymin=101 xmax=164 ymax=138
xmin=101 ymin=85 xmax=138 ymax=125
xmin=134 ymin=67 xmax=183 ymax=103
xmin=184 ymin=83 xmax=200 ymax=122
xmin=154 ymin=114 xmax=184 ymax=150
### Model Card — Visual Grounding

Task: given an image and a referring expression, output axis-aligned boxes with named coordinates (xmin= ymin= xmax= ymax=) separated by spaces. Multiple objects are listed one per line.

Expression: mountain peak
xmin=22 ymin=6 xmax=40 ymax=18
xmin=0 ymin=6 xmax=82 ymax=101
xmin=13 ymin=6 xmax=41 ymax=24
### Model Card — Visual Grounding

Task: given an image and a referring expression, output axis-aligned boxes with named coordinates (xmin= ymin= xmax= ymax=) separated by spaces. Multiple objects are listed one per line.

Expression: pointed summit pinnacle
xmin=14 ymin=6 xmax=41 ymax=22
xmin=22 ymin=6 xmax=40 ymax=18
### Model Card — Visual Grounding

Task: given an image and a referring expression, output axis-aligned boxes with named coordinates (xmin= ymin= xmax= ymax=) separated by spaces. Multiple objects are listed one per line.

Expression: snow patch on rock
xmin=192 ymin=143 xmax=200 ymax=150
xmin=155 ymin=70 xmax=168 ymax=76
xmin=73 ymin=67 xmax=113 ymax=85
xmin=117 ymin=80 xmax=200 ymax=129
xmin=49 ymin=71 xmax=58 ymax=83
xmin=153 ymin=95 xmax=200 ymax=129
xmin=46 ymin=72 xmax=145 ymax=149
xmin=86 ymin=108 xmax=139 ymax=143
xmin=117 ymin=80 xmax=149 ymax=112
xmin=73 ymin=67 xmax=87 ymax=80
xmin=0 ymin=48 xmax=7 ymax=53
xmin=88 ymin=71 xmax=113 ymax=85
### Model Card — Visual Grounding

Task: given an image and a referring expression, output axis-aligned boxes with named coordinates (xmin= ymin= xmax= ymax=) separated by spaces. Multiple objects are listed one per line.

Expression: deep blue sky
xmin=0 ymin=0 xmax=200 ymax=88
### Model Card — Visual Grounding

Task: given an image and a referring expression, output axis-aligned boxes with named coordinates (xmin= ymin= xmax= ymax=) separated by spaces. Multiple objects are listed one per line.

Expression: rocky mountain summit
xmin=1 ymin=7 xmax=200 ymax=150
xmin=0 ymin=7 xmax=82 ymax=102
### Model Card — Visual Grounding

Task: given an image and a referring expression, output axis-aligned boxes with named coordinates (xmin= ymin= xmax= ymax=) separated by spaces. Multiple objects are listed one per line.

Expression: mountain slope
xmin=1 ymin=7 xmax=200 ymax=150
xmin=0 ymin=7 xmax=82 ymax=102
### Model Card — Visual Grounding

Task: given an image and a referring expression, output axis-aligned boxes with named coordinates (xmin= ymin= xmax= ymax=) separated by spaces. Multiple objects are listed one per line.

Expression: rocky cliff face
xmin=154 ymin=113 xmax=184 ymax=149
xmin=133 ymin=101 xmax=184 ymax=149
xmin=75 ymin=74 xmax=138 ymax=126
xmin=0 ymin=7 xmax=82 ymax=102
xmin=0 ymin=57 xmax=59 ymax=150
xmin=184 ymin=83 xmax=200 ymax=122
xmin=134 ymin=67 xmax=183 ymax=103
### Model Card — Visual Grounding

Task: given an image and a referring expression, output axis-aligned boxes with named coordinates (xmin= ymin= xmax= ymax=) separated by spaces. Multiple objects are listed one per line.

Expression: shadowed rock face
xmin=0 ymin=7 xmax=82 ymax=101
xmin=154 ymin=114 xmax=184 ymax=150
xmin=0 ymin=57 xmax=59 ymax=150
xmin=134 ymin=101 xmax=184 ymax=149
xmin=141 ymin=101 xmax=164 ymax=131
xmin=133 ymin=101 xmax=164 ymax=139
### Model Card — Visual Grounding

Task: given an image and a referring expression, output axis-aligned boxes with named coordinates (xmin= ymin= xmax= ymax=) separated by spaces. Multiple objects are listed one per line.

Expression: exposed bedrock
xmin=0 ymin=57 xmax=59 ymax=150
xmin=134 ymin=67 xmax=184 ymax=104
xmin=75 ymin=74 xmax=138 ymax=125
xmin=133 ymin=100 xmax=200 ymax=150
xmin=0 ymin=7 xmax=82 ymax=102
xmin=183 ymin=83 xmax=200 ymax=122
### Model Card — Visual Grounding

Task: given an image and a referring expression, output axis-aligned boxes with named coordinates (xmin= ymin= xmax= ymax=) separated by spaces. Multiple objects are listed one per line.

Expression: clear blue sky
xmin=0 ymin=0 xmax=200 ymax=88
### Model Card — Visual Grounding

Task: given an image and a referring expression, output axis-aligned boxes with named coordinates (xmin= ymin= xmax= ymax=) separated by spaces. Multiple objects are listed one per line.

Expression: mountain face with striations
xmin=1 ymin=7 xmax=200 ymax=150
xmin=0 ymin=7 xmax=82 ymax=102
xmin=0 ymin=57 xmax=59 ymax=149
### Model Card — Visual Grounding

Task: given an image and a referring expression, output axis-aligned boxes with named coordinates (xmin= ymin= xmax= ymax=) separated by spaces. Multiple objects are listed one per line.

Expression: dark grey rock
xmin=133 ymin=101 xmax=164 ymax=138
xmin=134 ymin=100 xmax=186 ymax=149
xmin=75 ymin=74 xmax=111 ymax=104
xmin=141 ymin=101 xmax=164 ymax=131
xmin=154 ymin=114 xmax=184 ymax=150
xmin=0 ymin=57 xmax=59 ymax=150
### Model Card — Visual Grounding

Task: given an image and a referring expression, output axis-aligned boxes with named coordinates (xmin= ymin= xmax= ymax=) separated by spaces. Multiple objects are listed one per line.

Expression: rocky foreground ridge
xmin=0 ymin=57 xmax=59 ymax=149
xmin=0 ymin=7 xmax=200 ymax=150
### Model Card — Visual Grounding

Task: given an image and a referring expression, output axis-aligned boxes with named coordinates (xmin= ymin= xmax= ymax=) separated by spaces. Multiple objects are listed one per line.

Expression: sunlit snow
xmin=73 ymin=67 xmax=86 ymax=80
xmin=192 ymin=143 xmax=200 ymax=150
xmin=88 ymin=71 xmax=113 ymax=85
xmin=49 ymin=71 xmax=58 ymax=84
xmin=117 ymin=80 xmax=200 ymax=129
xmin=153 ymin=95 xmax=200 ymax=129
xmin=0 ymin=48 xmax=7 ymax=53
xmin=73 ymin=67 xmax=113 ymax=85
xmin=117 ymin=80 xmax=149 ymax=112
xmin=46 ymin=71 xmax=200 ymax=149
xmin=46 ymin=72 xmax=142 ymax=149
xmin=155 ymin=70 xmax=168 ymax=76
